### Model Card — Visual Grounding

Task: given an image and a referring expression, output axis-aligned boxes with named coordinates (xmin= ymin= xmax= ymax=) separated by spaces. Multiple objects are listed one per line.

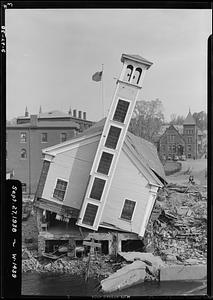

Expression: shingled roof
xmin=70 ymin=118 xmax=166 ymax=184
xmin=183 ymin=111 xmax=196 ymax=125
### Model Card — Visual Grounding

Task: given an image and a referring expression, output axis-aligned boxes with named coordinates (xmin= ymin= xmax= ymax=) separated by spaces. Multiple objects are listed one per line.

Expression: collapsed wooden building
xmin=34 ymin=54 xmax=167 ymax=256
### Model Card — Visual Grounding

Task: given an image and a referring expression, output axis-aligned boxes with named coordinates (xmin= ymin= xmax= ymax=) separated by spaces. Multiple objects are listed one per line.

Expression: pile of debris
xmin=22 ymin=248 xmax=119 ymax=277
xmin=144 ymin=183 xmax=207 ymax=265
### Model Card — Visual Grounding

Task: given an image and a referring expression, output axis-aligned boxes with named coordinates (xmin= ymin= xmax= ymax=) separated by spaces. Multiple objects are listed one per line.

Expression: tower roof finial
xmin=25 ymin=106 xmax=29 ymax=117
xmin=39 ymin=105 xmax=42 ymax=114
xmin=68 ymin=106 xmax=72 ymax=115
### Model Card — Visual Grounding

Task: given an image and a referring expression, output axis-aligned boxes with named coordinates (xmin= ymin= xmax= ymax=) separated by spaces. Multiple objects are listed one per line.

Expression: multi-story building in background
xmin=155 ymin=110 xmax=204 ymax=160
xmin=6 ymin=109 xmax=94 ymax=196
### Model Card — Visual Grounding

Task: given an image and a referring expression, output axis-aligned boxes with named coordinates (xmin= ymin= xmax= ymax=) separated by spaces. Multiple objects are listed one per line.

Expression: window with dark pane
xmin=105 ymin=126 xmax=121 ymax=149
xmin=60 ymin=133 xmax=67 ymax=143
xmin=53 ymin=179 xmax=68 ymax=201
xmin=90 ymin=177 xmax=106 ymax=200
xmin=113 ymin=99 xmax=130 ymax=123
xmin=35 ymin=160 xmax=50 ymax=198
xmin=22 ymin=183 xmax=27 ymax=193
xmin=97 ymin=152 xmax=113 ymax=175
xmin=121 ymin=199 xmax=136 ymax=221
xmin=82 ymin=203 xmax=98 ymax=226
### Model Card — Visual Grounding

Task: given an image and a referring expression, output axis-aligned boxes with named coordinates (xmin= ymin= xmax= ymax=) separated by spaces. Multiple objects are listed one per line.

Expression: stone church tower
xmin=183 ymin=110 xmax=197 ymax=159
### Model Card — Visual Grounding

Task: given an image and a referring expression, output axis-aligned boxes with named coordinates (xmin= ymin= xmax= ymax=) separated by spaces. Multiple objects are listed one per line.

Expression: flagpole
xmin=101 ymin=64 xmax=104 ymax=118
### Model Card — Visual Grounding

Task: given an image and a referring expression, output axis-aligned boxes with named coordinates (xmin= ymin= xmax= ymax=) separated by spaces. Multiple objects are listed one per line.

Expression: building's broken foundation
xmin=35 ymin=207 xmax=145 ymax=257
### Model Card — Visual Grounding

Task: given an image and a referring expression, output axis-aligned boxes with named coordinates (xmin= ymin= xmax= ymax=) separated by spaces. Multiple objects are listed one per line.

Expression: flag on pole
xmin=92 ymin=71 xmax=103 ymax=82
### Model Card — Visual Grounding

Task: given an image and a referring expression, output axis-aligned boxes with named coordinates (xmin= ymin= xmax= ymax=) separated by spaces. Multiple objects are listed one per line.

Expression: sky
xmin=6 ymin=9 xmax=211 ymax=122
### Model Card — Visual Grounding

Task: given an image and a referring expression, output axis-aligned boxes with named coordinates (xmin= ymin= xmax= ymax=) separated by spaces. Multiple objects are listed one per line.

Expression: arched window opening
xmin=123 ymin=65 xmax=133 ymax=82
xmin=21 ymin=148 xmax=27 ymax=159
xmin=132 ymin=68 xmax=142 ymax=85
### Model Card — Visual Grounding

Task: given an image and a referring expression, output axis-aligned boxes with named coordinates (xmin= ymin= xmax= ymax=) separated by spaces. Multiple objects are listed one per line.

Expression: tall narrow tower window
xmin=132 ymin=67 xmax=142 ymax=85
xmin=113 ymin=99 xmax=130 ymax=123
xmin=82 ymin=203 xmax=98 ymax=226
xmin=123 ymin=65 xmax=133 ymax=82
xmin=97 ymin=152 xmax=113 ymax=175
xmin=90 ymin=177 xmax=106 ymax=200
xmin=105 ymin=126 xmax=121 ymax=149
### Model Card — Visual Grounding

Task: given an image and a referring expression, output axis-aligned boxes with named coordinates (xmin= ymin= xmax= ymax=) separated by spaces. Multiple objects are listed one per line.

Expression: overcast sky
xmin=6 ymin=9 xmax=211 ymax=122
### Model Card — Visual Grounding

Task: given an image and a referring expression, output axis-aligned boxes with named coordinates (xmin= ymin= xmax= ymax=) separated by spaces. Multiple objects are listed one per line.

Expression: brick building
xmin=157 ymin=111 xmax=204 ymax=160
xmin=6 ymin=109 xmax=94 ymax=196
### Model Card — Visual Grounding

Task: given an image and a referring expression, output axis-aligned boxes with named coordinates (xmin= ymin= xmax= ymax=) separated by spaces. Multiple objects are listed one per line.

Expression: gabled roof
xmin=121 ymin=54 xmax=153 ymax=68
xmin=159 ymin=124 xmax=185 ymax=144
xmin=183 ymin=111 xmax=196 ymax=125
xmin=43 ymin=118 xmax=166 ymax=185
xmin=125 ymin=132 xmax=166 ymax=184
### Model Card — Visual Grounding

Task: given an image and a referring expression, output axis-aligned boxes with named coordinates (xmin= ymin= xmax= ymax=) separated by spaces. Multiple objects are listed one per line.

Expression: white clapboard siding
xmin=101 ymin=149 xmax=152 ymax=235
xmin=42 ymin=139 xmax=99 ymax=209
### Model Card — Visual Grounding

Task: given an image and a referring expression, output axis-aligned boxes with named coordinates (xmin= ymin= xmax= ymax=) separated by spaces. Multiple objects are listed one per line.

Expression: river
xmin=22 ymin=273 xmax=206 ymax=296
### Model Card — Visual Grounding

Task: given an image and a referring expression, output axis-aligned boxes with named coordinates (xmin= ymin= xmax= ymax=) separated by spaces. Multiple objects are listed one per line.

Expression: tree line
xmin=129 ymin=99 xmax=207 ymax=144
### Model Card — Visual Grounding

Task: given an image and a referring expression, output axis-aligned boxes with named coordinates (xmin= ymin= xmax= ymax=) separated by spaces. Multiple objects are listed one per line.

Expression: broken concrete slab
xmin=118 ymin=252 xmax=165 ymax=269
xmin=101 ymin=260 xmax=147 ymax=293
xmin=160 ymin=264 xmax=207 ymax=281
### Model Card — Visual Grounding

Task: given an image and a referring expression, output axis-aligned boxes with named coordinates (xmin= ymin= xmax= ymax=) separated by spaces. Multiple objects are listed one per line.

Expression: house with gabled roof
xmin=34 ymin=54 xmax=166 ymax=255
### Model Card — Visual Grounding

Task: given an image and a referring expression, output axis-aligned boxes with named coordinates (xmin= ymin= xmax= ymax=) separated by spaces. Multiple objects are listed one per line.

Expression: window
xmin=172 ymin=144 xmax=176 ymax=152
xmin=82 ymin=203 xmax=98 ymax=226
xmin=53 ymin=179 xmax=68 ymax=201
xmin=41 ymin=133 xmax=48 ymax=143
xmin=22 ymin=183 xmax=27 ymax=193
xmin=60 ymin=133 xmax=67 ymax=143
xmin=113 ymin=99 xmax=130 ymax=123
xmin=132 ymin=67 xmax=142 ymax=85
xmin=20 ymin=132 xmax=27 ymax=143
xmin=188 ymin=145 xmax=192 ymax=151
xmin=97 ymin=152 xmax=113 ymax=175
xmin=169 ymin=145 xmax=172 ymax=152
xmin=124 ymin=65 xmax=133 ymax=82
xmin=120 ymin=199 xmax=136 ymax=221
xmin=20 ymin=149 xmax=27 ymax=159
xmin=105 ymin=126 xmax=121 ymax=149
xmin=90 ymin=177 xmax=106 ymax=200
xmin=188 ymin=137 xmax=192 ymax=143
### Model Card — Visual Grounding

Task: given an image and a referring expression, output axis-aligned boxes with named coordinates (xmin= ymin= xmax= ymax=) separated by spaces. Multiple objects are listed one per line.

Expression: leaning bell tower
xmin=77 ymin=54 xmax=153 ymax=230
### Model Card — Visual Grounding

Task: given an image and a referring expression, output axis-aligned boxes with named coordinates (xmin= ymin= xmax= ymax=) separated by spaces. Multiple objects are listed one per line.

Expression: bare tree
xmin=129 ymin=99 xmax=164 ymax=143
xmin=170 ymin=114 xmax=185 ymax=125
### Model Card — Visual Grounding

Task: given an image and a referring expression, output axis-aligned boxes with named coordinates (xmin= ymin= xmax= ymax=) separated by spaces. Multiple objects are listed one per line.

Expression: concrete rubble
xmin=22 ymin=182 xmax=207 ymax=293
xmin=101 ymin=260 xmax=147 ymax=293
xmin=144 ymin=183 xmax=207 ymax=266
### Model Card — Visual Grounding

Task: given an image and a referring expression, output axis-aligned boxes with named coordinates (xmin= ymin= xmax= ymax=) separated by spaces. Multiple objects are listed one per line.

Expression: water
xmin=22 ymin=273 xmax=206 ymax=296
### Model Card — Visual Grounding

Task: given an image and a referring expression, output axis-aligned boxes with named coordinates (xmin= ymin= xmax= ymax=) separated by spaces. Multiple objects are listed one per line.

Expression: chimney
xmin=78 ymin=111 xmax=82 ymax=119
xmin=73 ymin=109 xmax=77 ymax=118
xmin=83 ymin=112 xmax=86 ymax=120
xmin=25 ymin=106 xmax=29 ymax=117
xmin=30 ymin=115 xmax=38 ymax=127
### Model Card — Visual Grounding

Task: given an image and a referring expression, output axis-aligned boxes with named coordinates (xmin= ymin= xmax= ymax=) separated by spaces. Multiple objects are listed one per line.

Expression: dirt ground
xmin=166 ymin=158 xmax=207 ymax=186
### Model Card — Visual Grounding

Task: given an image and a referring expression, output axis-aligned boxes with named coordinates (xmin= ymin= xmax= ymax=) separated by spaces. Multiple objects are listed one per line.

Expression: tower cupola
xmin=119 ymin=54 xmax=153 ymax=87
